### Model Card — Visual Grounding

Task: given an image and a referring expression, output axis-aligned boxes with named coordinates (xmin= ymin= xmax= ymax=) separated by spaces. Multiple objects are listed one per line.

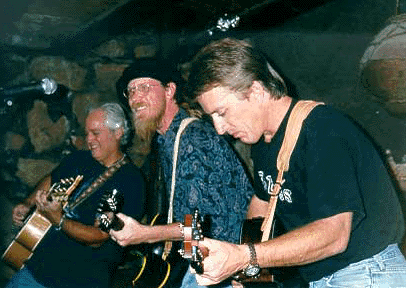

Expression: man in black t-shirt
xmin=5 ymin=103 xmax=145 ymax=288
xmin=184 ymin=38 xmax=406 ymax=287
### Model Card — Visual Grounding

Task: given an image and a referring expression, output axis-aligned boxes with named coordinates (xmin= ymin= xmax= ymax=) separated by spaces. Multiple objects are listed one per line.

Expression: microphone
xmin=0 ymin=78 xmax=58 ymax=98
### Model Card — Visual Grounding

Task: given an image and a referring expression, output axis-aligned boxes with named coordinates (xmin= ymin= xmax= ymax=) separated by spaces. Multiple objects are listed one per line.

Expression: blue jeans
xmin=180 ymin=267 xmax=233 ymax=288
xmin=5 ymin=267 xmax=47 ymax=288
xmin=309 ymin=244 xmax=406 ymax=288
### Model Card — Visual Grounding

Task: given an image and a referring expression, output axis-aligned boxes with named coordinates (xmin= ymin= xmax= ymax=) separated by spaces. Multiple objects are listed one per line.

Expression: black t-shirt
xmin=26 ymin=150 xmax=146 ymax=288
xmin=251 ymin=101 xmax=405 ymax=282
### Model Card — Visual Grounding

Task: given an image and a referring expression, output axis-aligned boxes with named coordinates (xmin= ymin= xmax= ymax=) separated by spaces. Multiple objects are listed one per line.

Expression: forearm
xmin=142 ymin=223 xmax=184 ymax=243
xmin=59 ymin=217 xmax=109 ymax=246
xmin=195 ymin=213 xmax=353 ymax=286
xmin=110 ymin=213 xmax=185 ymax=247
xmin=256 ymin=212 xmax=353 ymax=267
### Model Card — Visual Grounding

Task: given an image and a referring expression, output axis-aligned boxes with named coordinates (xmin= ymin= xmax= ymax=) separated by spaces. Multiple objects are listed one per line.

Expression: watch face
xmin=244 ymin=264 xmax=261 ymax=277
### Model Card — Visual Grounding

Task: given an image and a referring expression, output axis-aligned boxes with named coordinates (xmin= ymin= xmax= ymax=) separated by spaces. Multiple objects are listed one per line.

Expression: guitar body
xmin=2 ymin=211 xmax=52 ymax=270
xmin=117 ymin=214 xmax=188 ymax=288
xmin=129 ymin=246 xmax=186 ymax=288
xmin=237 ymin=218 xmax=308 ymax=288
xmin=96 ymin=194 xmax=176 ymax=288
xmin=1 ymin=176 xmax=83 ymax=270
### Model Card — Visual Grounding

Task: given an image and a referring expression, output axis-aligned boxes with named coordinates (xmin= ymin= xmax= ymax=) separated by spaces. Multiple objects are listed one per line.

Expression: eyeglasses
xmin=123 ymin=83 xmax=161 ymax=98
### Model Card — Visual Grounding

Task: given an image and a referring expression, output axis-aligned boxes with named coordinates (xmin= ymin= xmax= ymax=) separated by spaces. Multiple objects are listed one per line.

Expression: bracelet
xmin=56 ymin=214 xmax=66 ymax=231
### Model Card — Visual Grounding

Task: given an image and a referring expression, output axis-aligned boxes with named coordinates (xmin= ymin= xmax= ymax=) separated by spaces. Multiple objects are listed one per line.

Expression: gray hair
xmin=88 ymin=102 xmax=131 ymax=146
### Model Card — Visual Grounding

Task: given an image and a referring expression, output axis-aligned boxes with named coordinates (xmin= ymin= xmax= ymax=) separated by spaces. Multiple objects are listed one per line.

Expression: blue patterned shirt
xmin=157 ymin=108 xmax=254 ymax=243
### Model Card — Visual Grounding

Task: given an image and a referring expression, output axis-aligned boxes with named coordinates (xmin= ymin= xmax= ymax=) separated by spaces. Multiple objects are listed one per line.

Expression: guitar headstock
xmin=97 ymin=189 xmax=124 ymax=213
xmin=179 ymin=208 xmax=204 ymax=274
xmin=48 ymin=175 xmax=83 ymax=203
xmin=96 ymin=189 xmax=125 ymax=232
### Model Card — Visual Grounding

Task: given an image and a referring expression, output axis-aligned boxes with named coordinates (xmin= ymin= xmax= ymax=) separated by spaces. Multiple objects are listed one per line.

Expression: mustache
xmin=130 ymin=103 xmax=146 ymax=113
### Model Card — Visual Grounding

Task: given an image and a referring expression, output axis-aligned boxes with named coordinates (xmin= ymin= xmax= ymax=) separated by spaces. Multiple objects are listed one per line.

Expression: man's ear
xmin=248 ymin=81 xmax=265 ymax=102
xmin=115 ymin=127 xmax=124 ymax=141
xmin=165 ymin=82 xmax=177 ymax=100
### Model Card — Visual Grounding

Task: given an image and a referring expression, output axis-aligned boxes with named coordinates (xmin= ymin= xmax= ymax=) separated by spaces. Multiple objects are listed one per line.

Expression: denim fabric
xmin=309 ymin=244 xmax=406 ymax=288
xmin=180 ymin=268 xmax=233 ymax=288
xmin=5 ymin=267 xmax=47 ymax=288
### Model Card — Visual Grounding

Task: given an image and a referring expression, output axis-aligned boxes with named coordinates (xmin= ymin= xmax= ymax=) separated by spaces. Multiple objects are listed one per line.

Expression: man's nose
xmin=86 ymin=133 xmax=94 ymax=142
xmin=128 ymin=92 xmax=140 ymax=103
xmin=128 ymin=89 xmax=148 ymax=100
xmin=212 ymin=117 xmax=226 ymax=135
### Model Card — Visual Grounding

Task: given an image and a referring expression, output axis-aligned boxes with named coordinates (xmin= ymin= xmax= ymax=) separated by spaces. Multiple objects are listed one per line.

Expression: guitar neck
xmin=179 ymin=209 xmax=205 ymax=274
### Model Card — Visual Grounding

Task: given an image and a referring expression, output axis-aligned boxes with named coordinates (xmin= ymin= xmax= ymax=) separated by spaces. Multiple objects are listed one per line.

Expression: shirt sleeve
xmin=51 ymin=151 xmax=90 ymax=183
xmin=302 ymin=114 xmax=366 ymax=229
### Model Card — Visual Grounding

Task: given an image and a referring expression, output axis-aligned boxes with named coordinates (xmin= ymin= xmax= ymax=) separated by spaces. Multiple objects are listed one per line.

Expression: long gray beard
xmin=127 ymin=116 xmax=160 ymax=167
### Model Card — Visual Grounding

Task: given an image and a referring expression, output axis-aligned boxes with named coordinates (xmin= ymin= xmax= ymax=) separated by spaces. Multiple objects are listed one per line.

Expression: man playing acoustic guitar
xmin=110 ymin=60 xmax=255 ymax=288
xmin=4 ymin=103 xmax=145 ymax=288
xmin=184 ymin=38 xmax=406 ymax=287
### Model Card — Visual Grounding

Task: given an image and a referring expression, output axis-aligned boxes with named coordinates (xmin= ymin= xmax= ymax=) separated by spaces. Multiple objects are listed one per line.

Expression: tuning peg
xmin=178 ymin=248 xmax=185 ymax=256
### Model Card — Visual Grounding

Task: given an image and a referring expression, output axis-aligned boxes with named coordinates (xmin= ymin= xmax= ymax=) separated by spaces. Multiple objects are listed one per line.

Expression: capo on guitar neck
xmin=179 ymin=209 xmax=206 ymax=274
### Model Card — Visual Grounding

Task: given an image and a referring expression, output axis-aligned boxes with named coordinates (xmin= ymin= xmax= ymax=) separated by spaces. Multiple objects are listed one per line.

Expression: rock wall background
xmin=2 ymin=17 xmax=406 ymax=284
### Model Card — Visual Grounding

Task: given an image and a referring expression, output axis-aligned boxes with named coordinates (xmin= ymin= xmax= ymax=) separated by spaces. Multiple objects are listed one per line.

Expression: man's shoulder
xmin=58 ymin=150 xmax=93 ymax=167
xmin=109 ymin=162 xmax=145 ymax=192
xmin=64 ymin=149 xmax=92 ymax=159
xmin=303 ymin=104 xmax=361 ymax=136
xmin=118 ymin=160 xmax=143 ymax=177
xmin=304 ymin=104 xmax=349 ymax=123
xmin=180 ymin=119 xmax=235 ymax=155
xmin=182 ymin=117 xmax=221 ymax=138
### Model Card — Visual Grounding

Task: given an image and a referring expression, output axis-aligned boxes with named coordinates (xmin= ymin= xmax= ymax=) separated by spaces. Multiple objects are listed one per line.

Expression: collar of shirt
xmin=156 ymin=107 xmax=189 ymax=147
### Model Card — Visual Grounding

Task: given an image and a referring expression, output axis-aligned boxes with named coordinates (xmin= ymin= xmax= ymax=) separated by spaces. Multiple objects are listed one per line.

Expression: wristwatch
xmin=243 ymin=242 xmax=261 ymax=277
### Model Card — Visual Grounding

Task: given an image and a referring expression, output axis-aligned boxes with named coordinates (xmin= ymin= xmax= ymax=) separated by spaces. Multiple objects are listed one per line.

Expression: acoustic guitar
xmin=1 ymin=175 xmax=83 ymax=270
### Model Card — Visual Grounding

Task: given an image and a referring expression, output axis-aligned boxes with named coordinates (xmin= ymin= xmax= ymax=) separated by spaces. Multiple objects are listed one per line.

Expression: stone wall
xmin=1 ymin=25 xmax=406 ymax=233
xmin=0 ymin=31 xmax=160 ymax=196
xmin=2 ymin=28 xmax=406 ymax=200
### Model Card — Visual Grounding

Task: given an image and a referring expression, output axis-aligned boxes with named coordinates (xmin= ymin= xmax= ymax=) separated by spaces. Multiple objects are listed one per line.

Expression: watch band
xmin=247 ymin=242 xmax=258 ymax=265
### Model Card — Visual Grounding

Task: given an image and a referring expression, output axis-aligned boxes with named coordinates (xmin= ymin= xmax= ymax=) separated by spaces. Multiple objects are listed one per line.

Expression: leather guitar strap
xmin=261 ymin=100 xmax=324 ymax=241
xmin=68 ymin=155 xmax=129 ymax=211
xmin=162 ymin=117 xmax=198 ymax=260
